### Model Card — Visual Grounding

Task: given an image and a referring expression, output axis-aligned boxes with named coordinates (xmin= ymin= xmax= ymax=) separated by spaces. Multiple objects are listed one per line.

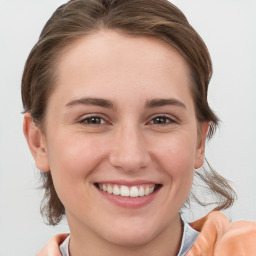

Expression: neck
xmin=68 ymin=215 xmax=183 ymax=256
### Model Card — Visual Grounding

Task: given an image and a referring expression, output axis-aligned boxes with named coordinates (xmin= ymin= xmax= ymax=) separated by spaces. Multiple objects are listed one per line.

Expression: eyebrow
xmin=65 ymin=97 xmax=186 ymax=110
xmin=66 ymin=97 xmax=115 ymax=109
xmin=145 ymin=98 xmax=186 ymax=109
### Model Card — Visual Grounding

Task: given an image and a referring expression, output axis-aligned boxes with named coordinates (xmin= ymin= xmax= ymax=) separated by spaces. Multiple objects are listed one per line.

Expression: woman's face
xmin=34 ymin=31 xmax=207 ymax=246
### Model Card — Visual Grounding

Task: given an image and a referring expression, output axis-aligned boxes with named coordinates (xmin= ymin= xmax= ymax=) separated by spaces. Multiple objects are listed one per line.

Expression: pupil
xmin=90 ymin=117 xmax=100 ymax=124
xmin=155 ymin=117 xmax=166 ymax=124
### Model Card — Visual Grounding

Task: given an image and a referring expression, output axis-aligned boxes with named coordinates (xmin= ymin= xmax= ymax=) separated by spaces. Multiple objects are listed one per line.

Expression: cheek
xmin=45 ymin=134 xmax=110 ymax=217
xmin=149 ymin=134 xmax=197 ymax=218
xmin=47 ymin=132 xmax=103 ymax=174
xmin=152 ymin=132 xmax=197 ymax=204
xmin=45 ymin=133 xmax=106 ymax=199
xmin=153 ymin=133 xmax=197 ymax=178
xmin=165 ymin=144 xmax=195 ymax=197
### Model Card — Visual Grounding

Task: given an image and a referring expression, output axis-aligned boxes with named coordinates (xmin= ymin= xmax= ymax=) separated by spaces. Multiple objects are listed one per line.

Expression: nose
xmin=109 ymin=124 xmax=151 ymax=172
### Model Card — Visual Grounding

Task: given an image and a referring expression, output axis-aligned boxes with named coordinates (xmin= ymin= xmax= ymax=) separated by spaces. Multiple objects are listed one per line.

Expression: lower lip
xmin=97 ymin=187 xmax=160 ymax=209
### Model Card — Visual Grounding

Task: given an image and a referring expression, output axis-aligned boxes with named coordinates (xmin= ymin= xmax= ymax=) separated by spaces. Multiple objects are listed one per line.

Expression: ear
xmin=23 ymin=113 xmax=50 ymax=172
xmin=194 ymin=122 xmax=209 ymax=169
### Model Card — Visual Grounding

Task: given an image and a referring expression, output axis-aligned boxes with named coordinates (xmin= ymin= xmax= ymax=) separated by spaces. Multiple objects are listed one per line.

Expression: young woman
xmin=22 ymin=0 xmax=256 ymax=255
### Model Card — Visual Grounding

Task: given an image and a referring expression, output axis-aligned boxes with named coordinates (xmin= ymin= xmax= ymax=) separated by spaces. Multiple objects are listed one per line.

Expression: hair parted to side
xmin=22 ymin=0 xmax=236 ymax=225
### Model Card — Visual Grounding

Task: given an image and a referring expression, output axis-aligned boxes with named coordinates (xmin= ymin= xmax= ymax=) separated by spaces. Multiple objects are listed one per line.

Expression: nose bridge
xmin=109 ymin=122 xmax=151 ymax=171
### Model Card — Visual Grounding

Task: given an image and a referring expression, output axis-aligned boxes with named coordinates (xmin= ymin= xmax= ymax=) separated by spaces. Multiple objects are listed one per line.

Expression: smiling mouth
xmin=95 ymin=183 xmax=162 ymax=198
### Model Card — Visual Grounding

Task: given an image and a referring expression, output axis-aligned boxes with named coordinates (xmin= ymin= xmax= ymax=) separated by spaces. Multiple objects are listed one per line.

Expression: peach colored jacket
xmin=186 ymin=211 xmax=256 ymax=256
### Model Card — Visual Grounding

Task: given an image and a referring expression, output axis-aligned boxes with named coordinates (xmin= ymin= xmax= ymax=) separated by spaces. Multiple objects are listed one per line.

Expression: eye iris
xmin=88 ymin=117 xmax=101 ymax=124
xmin=154 ymin=117 xmax=168 ymax=124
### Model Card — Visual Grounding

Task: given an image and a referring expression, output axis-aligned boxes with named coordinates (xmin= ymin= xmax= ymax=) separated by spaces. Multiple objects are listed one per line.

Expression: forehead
xmin=58 ymin=30 xmax=190 ymax=76
xmin=51 ymin=30 xmax=193 ymax=107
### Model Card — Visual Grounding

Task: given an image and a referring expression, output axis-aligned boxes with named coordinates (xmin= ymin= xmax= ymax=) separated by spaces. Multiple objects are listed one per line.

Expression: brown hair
xmin=22 ymin=0 xmax=236 ymax=225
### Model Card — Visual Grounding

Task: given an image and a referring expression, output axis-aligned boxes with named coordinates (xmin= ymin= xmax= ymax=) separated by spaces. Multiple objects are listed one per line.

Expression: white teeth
xmin=98 ymin=184 xmax=157 ymax=197
xmin=107 ymin=184 xmax=113 ymax=194
xmin=120 ymin=185 xmax=130 ymax=197
xmin=113 ymin=185 xmax=120 ymax=195
xmin=130 ymin=186 xmax=139 ymax=197
xmin=138 ymin=187 xmax=145 ymax=196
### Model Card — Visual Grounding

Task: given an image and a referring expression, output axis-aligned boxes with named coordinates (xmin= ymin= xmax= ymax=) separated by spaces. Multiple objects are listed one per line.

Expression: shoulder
xmin=186 ymin=211 xmax=256 ymax=256
xmin=215 ymin=219 xmax=256 ymax=255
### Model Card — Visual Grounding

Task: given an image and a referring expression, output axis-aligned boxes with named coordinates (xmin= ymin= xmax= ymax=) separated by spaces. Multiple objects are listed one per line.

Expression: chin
xmin=101 ymin=223 xmax=159 ymax=247
xmin=108 ymin=233 xmax=154 ymax=247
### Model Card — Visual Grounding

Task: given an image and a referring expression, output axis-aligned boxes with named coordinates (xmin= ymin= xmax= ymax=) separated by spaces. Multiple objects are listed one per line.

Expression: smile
xmin=96 ymin=183 xmax=161 ymax=198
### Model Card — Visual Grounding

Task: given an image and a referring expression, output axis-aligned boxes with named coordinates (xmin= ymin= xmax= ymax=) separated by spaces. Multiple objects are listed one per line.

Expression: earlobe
xmin=194 ymin=122 xmax=209 ymax=169
xmin=23 ymin=113 xmax=50 ymax=172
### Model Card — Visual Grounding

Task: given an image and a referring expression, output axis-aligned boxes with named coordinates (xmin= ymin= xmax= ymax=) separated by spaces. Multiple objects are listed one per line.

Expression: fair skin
xmin=24 ymin=30 xmax=208 ymax=256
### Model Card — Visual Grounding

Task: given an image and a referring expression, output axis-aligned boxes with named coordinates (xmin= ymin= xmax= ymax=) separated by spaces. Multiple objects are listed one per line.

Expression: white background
xmin=0 ymin=0 xmax=255 ymax=255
